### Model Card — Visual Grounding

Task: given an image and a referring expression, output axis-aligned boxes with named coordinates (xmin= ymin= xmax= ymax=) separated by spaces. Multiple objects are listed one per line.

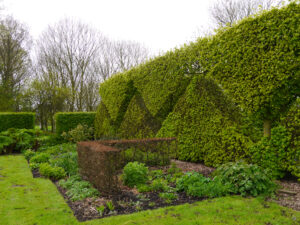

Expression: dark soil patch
xmin=55 ymin=181 xmax=205 ymax=222
xmin=31 ymin=169 xmax=42 ymax=178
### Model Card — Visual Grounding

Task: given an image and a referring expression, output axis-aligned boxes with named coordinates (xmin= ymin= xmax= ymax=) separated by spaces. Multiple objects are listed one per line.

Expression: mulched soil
xmin=30 ymin=160 xmax=300 ymax=222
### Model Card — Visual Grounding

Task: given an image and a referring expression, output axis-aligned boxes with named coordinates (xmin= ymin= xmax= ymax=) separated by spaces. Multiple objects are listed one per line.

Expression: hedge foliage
xmin=94 ymin=2 xmax=299 ymax=175
xmin=157 ymin=76 xmax=251 ymax=166
xmin=250 ymin=125 xmax=299 ymax=179
xmin=119 ymin=93 xmax=160 ymax=139
xmin=99 ymin=72 xmax=136 ymax=125
xmin=55 ymin=112 xmax=96 ymax=135
xmin=132 ymin=49 xmax=193 ymax=120
xmin=94 ymin=103 xmax=115 ymax=139
xmin=0 ymin=113 xmax=35 ymax=131
xmin=208 ymin=2 xmax=300 ymax=122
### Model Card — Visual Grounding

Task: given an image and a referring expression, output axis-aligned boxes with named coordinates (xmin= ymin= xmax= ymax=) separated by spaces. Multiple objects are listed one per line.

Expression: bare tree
xmin=34 ymin=18 xmax=150 ymax=114
xmin=0 ymin=16 xmax=31 ymax=111
xmin=210 ymin=0 xmax=284 ymax=27
xmin=35 ymin=18 xmax=104 ymax=112
xmin=113 ymin=40 xmax=149 ymax=72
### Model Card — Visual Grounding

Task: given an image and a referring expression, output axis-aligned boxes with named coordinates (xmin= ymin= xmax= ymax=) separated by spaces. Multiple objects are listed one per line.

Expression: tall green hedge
xmin=118 ymin=93 xmax=161 ymax=139
xmin=55 ymin=112 xmax=96 ymax=135
xmin=99 ymin=72 xmax=136 ymax=126
xmin=157 ymin=76 xmax=251 ymax=167
xmin=94 ymin=103 xmax=116 ymax=139
xmin=132 ymin=49 xmax=192 ymax=121
xmin=0 ymin=113 xmax=35 ymax=131
xmin=208 ymin=2 xmax=300 ymax=136
xmin=94 ymin=2 xmax=299 ymax=175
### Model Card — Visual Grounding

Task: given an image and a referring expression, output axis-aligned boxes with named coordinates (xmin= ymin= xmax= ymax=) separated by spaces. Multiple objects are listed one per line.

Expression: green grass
xmin=0 ymin=155 xmax=299 ymax=225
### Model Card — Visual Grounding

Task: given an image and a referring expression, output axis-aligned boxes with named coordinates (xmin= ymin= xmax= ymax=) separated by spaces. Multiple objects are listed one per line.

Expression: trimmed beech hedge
xmin=119 ymin=93 xmax=161 ymax=139
xmin=55 ymin=112 xmax=96 ymax=135
xmin=94 ymin=103 xmax=116 ymax=139
xmin=0 ymin=113 xmax=35 ymax=131
xmin=157 ymin=76 xmax=251 ymax=166
xmin=99 ymin=72 xmax=136 ymax=125
xmin=94 ymin=2 xmax=299 ymax=176
xmin=208 ymin=2 xmax=300 ymax=127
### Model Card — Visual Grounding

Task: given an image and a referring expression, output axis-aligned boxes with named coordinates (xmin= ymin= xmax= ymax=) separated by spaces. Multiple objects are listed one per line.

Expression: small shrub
xmin=30 ymin=153 xmax=50 ymax=164
xmin=50 ymin=152 xmax=78 ymax=176
xmin=176 ymin=172 xmax=231 ymax=198
xmin=213 ymin=161 xmax=278 ymax=197
xmin=24 ymin=149 xmax=35 ymax=161
xmin=39 ymin=163 xmax=66 ymax=180
xmin=0 ymin=136 xmax=14 ymax=154
xmin=149 ymin=169 xmax=164 ymax=180
xmin=122 ymin=162 xmax=148 ymax=188
xmin=151 ymin=178 xmax=169 ymax=192
xmin=29 ymin=162 xmax=40 ymax=170
xmin=166 ymin=172 xmax=183 ymax=183
xmin=59 ymin=175 xmax=99 ymax=201
xmin=61 ymin=124 xmax=94 ymax=143
xmin=187 ymin=177 xmax=231 ymax=198
xmin=137 ymin=184 xmax=152 ymax=193
xmin=176 ymin=172 xmax=208 ymax=192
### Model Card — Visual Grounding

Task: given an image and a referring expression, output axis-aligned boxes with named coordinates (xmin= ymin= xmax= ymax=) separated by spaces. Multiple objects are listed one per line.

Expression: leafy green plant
xmin=0 ymin=136 xmax=14 ymax=154
xmin=29 ymin=162 xmax=40 ymax=170
xmin=151 ymin=178 xmax=169 ymax=192
xmin=176 ymin=172 xmax=208 ymax=192
xmin=97 ymin=205 xmax=105 ymax=217
xmin=39 ymin=163 xmax=66 ymax=180
xmin=137 ymin=184 xmax=152 ymax=193
xmin=30 ymin=153 xmax=50 ymax=164
xmin=213 ymin=161 xmax=278 ymax=197
xmin=38 ymin=143 xmax=76 ymax=155
xmin=122 ymin=162 xmax=148 ymax=188
xmin=176 ymin=172 xmax=231 ymax=198
xmin=106 ymin=201 xmax=115 ymax=211
xmin=186 ymin=177 xmax=231 ymax=198
xmin=50 ymin=152 xmax=78 ymax=176
xmin=149 ymin=169 xmax=164 ymax=180
xmin=159 ymin=192 xmax=178 ymax=203
xmin=61 ymin=124 xmax=94 ymax=143
xmin=24 ymin=149 xmax=35 ymax=161
xmin=59 ymin=175 xmax=99 ymax=201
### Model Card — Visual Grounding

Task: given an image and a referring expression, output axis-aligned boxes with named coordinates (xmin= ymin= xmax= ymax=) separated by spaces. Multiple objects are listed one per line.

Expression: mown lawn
xmin=0 ymin=155 xmax=299 ymax=225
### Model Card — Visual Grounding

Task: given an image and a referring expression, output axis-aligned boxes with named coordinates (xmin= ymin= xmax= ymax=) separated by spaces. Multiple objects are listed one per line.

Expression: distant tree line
xmin=0 ymin=16 xmax=149 ymax=131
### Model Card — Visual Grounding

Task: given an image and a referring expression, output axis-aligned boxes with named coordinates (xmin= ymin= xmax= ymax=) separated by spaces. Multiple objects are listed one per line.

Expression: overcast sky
xmin=2 ymin=0 xmax=213 ymax=54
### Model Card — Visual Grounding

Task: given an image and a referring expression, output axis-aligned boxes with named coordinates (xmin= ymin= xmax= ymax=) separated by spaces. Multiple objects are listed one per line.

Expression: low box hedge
xmin=0 ymin=112 xmax=35 ymax=132
xmin=55 ymin=112 xmax=96 ymax=135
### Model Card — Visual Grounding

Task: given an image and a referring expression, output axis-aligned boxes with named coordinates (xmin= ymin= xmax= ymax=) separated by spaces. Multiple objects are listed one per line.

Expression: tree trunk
xmin=263 ymin=119 xmax=271 ymax=138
